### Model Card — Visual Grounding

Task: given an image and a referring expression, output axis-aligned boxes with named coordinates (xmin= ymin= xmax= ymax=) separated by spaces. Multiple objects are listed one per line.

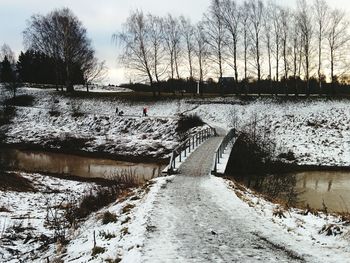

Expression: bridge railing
xmin=165 ymin=127 xmax=217 ymax=174
xmin=212 ymin=128 xmax=236 ymax=175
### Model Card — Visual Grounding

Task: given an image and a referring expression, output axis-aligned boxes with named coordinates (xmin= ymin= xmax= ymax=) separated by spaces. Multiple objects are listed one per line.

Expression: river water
xmin=232 ymin=170 xmax=350 ymax=213
xmin=0 ymin=149 xmax=165 ymax=183
xmin=295 ymin=171 xmax=350 ymax=213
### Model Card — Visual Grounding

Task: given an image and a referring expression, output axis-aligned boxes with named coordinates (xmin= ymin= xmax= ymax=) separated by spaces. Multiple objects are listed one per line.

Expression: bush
xmin=91 ymin=246 xmax=105 ymax=256
xmin=66 ymin=187 xmax=119 ymax=224
xmin=0 ymin=172 xmax=35 ymax=192
xmin=0 ymin=105 xmax=16 ymax=126
xmin=99 ymin=230 xmax=116 ymax=240
xmin=4 ymin=95 xmax=35 ymax=107
xmin=71 ymin=104 xmax=84 ymax=118
xmin=102 ymin=211 xmax=117 ymax=225
xmin=176 ymin=114 xmax=204 ymax=135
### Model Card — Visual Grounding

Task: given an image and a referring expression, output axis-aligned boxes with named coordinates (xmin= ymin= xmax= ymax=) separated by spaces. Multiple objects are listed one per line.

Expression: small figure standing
xmin=115 ymin=107 xmax=119 ymax=114
xmin=143 ymin=107 xmax=148 ymax=117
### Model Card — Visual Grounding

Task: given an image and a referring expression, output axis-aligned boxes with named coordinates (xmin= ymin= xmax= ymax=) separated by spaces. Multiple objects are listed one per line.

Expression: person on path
xmin=143 ymin=107 xmax=148 ymax=117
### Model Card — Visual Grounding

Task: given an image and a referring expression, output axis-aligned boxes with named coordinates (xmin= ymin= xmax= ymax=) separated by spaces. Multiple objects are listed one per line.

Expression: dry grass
xmin=0 ymin=206 xmax=10 ymax=212
xmin=0 ymin=172 xmax=35 ymax=192
xmin=121 ymin=216 xmax=131 ymax=225
xmin=122 ymin=204 xmax=135 ymax=214
xmin=102 ymin=211 xmax=117 ymax=225
xmin=91 ymin=246 xmax=105 ymax=256
xmin=121 ymin=227 xmax=129 ymax=236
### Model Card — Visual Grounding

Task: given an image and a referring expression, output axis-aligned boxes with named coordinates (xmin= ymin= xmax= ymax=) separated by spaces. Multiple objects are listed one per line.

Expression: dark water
xmin=232 ymin=171 xmax=350 ymax=213
xmin=0 ymin=149 xmax=165 ymax=182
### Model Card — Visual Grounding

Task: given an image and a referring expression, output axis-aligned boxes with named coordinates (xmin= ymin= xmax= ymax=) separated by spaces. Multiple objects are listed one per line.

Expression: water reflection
xmin=0 ymin=149 xmax=165 ymax=182
xmin=296 ymin=171 xmax=350 ymax=213
xmin=230 ymin=170 xmax=350 ymax=213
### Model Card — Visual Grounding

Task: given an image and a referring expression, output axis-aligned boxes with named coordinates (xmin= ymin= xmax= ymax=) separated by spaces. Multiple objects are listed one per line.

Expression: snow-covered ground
xmin=2 ymin=86 xmax=349 ymax=166
xmin=1 ymin=172 xmax=349 ymax=262
xmin=1 ymin=86 xmax=350 ymax=262
xmin=0 ymin=171 xmax=171 ymax=263
xmin=0 ymin=172 xmax=97 ymax=262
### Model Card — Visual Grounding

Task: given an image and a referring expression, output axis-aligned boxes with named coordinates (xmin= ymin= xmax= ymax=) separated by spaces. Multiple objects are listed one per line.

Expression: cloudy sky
xmin=0 ymin=0 xmax=349 ymax=84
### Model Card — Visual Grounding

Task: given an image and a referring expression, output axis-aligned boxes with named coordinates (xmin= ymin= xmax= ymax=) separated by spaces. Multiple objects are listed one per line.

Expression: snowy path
xmin=141 ymin=136 xmax=303 ymax=262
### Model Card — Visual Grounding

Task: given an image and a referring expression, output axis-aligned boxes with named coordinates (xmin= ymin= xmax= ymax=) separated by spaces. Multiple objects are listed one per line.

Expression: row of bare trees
xmin=117 ymin=0 xmax=350 ymax=94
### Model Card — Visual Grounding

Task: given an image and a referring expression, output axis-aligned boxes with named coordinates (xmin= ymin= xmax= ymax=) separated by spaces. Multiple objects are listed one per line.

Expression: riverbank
xmin=2 ymin=86 xmax=350 ymax=167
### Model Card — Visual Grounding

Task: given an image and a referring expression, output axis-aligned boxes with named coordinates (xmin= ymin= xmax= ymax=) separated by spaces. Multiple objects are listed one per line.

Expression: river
xmin=231 ymin=170 xmax=350 ymax=213
xmin=0 ymin=148 xmax=165 ymax=183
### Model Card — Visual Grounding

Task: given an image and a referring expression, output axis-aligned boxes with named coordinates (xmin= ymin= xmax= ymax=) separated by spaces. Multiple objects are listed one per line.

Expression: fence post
xmin=179 ymin=151 xmax=182 ymax=162
xmin=214 ymin=154 xmax=217 ymax=174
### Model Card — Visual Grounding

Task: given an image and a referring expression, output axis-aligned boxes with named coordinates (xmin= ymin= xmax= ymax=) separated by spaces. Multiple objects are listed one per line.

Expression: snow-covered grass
xmin=223 ymin=178 xmax=350 ymax=262
xmin=0 ymin=172 xmax=97 ymax=262
xmin=1 ymin=86 xmax=350 ymax=262
xmin=3 ymin=86 xmax=349 ymax=166
xmin=192 ymin=98 xmax=350 ymax=166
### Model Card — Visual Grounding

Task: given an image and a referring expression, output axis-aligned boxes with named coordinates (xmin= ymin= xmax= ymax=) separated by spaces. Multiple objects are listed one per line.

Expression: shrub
xmin=65 ymin=186 xmax=119 ymax=224
xmin=91 ymin=246 xmax=105 ymax=256
xmin=71 ymin=104 xmax=84 ymax=118
xmin=0 ymin=172 xmax=35 ymax=192
xmin=176 ymin=114 xmax=204 ymax=135
xmin=122 ymin=204 xmax=135 ymax=214
xmin=0 ymin=105 xmax=16 ymax=126
xmin=99 ymin=230 xmax=116 ymax=240
xmin=102 ymin=211 xmax=117 ymax=225
xmin=4 ymin=95 xmax=35 ymax=107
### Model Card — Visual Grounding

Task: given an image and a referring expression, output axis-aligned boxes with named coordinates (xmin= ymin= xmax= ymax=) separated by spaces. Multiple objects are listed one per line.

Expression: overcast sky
xmin=0 ymin=0 xmax=349 ymax=84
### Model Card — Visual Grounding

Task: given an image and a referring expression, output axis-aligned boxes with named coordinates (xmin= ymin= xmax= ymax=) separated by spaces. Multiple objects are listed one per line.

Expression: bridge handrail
xmin=212 ymin=128 xmax=236 ymax=175
xmin=166 ymin=126 xmax=217 ymax=174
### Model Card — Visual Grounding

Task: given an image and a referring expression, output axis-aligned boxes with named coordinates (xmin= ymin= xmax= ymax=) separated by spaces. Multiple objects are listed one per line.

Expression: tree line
xmin=116 ymin=0 xmax=350 ymax=95
xmin=0 ymin=8 xmax=106 ymax=92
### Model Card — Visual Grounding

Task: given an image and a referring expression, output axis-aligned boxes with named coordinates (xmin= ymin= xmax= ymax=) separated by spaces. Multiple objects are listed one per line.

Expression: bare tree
xmin=114 ymin=10 xmax=154 ymax=87
xmin=269 ymin=2 xmax=282 ymax=83
xmin=148 ymin=14 xmax=166 ymax=82
xmin=0 ymin=44 xmax=15 ymax=65
xmin=248 ymin=0 xmax=264 ymax=83
xmin=180 ymin=16 xmax=196 ymax=79
xmin=82 ymin=57 xmax=107 ymax=92
xmin=194 ymin=21 xmax=209 ymax=85
xmin=280 ymin=7 xmax=290 ymax=94
xmin=24 ymin=8 xmax=95 ymax=92
xmin=204 ymin=0 xmax=226 ymax=79
xmin=240 ymin=1 xmax=250 ymax=84
xmin=163 ymin=14 xmax=182 ymax=79
xmin=297 ymin=0 xmax=314 ymax=95
xmin=326 ymin=8 xmax=350 ymax=89
xmin=262 ymin=5 xmax=272 ymax=84
xmin=221 ymin=0 xmax=241 ymax=84
xmin=314 ymin=0 xmax=329 ymax=92
xmin=290 ymin=15 xmax=303 ymax=96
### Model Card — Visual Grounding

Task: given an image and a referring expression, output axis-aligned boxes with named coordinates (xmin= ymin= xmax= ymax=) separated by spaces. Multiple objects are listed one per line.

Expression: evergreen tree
xmin=0 ymin=56 xmax=15 ymax=83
